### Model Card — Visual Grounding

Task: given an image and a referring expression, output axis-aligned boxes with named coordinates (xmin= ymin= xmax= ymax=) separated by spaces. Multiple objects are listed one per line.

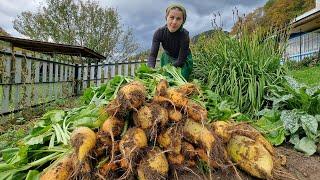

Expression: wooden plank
xmin=64 ymin=64 xmax=68 ymax=82
xmin=1 ymin=49 xmax=12 ymax=114
xmin=13 ymin=51 xmax=22 ymax=110
xmin=60 ymin=63 xmax=64 ymax=97
xmin=131 ymin=60 xmax=135 ymax=76
xmin=90 ymin=62 xmax=95 ymax=87
xmin=97 ymin=63 xmax=102 ymax=86
xmin=64 ymin=63 xmax=69 ymax=97
xmin=103 ymin=62 xmax=109 ymax=82
xmin=124 ymin=61 xmax=129 ymax=76
xmin=48 ymin=60 xmax=53 ymax=100
xmin=25 ymin=53 xmax=32 ymax=107
xmin=71 ymin=64 xmax=75 ymax=96
xmin=111 ymin=63 xmax=115 ymax=78
xmin=54 ymin=63 xmax=59 ymax=99
xmin=83 ymin=63 xmax=88 ymax=89
xmin=118 ymin=62 xmax=122 ymax=76
xmin=33 ymin=55 xmax=40 ymax=105
xmin=77 ymin=64 xmax=82 ymax=94
xmin=41 ymin=56 xmax=48 ymax=103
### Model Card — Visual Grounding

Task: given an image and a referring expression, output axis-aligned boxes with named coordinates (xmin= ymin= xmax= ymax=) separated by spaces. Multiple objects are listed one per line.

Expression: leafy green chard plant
xmin=192 ymin=28 xmax=287 ymax=116
xmin=255 ymin=77 xmax=320 ymax=155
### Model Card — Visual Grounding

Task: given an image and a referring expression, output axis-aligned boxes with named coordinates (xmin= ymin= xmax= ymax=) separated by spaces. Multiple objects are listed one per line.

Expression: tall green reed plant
xmin=192 ymin=29 xmax=288 ymax=116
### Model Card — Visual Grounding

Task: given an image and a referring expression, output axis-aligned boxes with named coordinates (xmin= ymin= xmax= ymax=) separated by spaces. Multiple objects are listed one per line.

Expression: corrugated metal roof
xmin=0 ymin=35 xmax=105 ymax=60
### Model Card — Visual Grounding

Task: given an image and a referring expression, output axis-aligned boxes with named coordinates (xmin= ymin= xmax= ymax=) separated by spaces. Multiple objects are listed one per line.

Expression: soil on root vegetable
xmin=177 ymin=145 xmax=320 ymax=180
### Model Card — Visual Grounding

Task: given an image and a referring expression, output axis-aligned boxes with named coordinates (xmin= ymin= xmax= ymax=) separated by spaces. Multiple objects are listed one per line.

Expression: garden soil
xmin=178 ymin=145 xmax=320 ymax=180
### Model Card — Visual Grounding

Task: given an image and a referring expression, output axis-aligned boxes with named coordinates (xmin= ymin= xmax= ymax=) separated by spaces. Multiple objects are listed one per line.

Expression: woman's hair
xmin=165 ymin=4 xmax=187 ymax=24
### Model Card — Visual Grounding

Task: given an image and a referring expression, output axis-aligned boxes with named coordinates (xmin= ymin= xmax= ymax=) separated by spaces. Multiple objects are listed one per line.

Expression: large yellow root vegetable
xmin=211 ymin=121 xmax=232 ymax=143
xmin=186 ymin=101 xmax=208 ymax=122
xmin=167 ymin=89 xmax=189 ymax=108
xmin=137 ymin=147 xmax=169 ymax=180
xmin=156 ymin=79 xmax=168 ymax=96
xmin=134 ymin=103 xmax=168 ymax=129
xmin=101 ymin=116 xmax=124 ymax=137
xmin=117 ymin=80 xmax=146 ymax=110
xmin=176 ymin=83 xmax=199 ymax=96
xmin=71 ymin=127 xmax=97 ymax=162
xmin=40 ymin=154 xmax=73 ymax=180
xmin=119 ymin=128 xmax=148 ymax=165
xmin=183 ymin=119 xmax=215 ymax=151
xmin=231 ymin=123 xmax=274 ymax=156
xmin=168 ymin=107 xmax=183 ymax=122
xmin=181 ymin=141 xmax=196 ymax=161
xmin=227 ymin=135 xmax=274 ymax=179
xmin=158 ymin=127 xmax=182 ymax=154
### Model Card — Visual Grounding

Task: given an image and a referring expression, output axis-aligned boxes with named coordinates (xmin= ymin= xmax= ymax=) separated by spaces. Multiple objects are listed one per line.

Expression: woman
xmin=147 ymin=4 xmax=193 ymax=80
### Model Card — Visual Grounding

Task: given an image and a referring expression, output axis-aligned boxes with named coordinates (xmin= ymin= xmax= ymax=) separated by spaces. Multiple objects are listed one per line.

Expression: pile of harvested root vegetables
xmin=40 ymin=79 xmax=289 ymax=180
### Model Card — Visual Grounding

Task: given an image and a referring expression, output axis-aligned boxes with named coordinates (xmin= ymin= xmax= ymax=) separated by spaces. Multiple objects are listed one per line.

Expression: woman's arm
xmin=147 ymin=29 xmax=161 ymax=68
xmin=174 ymin=31 xmax=190 ymax=67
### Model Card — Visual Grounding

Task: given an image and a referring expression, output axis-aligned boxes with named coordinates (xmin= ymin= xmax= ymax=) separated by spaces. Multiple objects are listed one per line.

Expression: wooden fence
xmin=0 ymin=49 xmax=153 ymax=115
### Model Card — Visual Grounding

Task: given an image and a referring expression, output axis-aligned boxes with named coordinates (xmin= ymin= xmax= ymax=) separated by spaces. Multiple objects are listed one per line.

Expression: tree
xmin=231 ymin=0 xmax=315 ymax=34
xmin=13 ymin=0 xmax=138 ymax=62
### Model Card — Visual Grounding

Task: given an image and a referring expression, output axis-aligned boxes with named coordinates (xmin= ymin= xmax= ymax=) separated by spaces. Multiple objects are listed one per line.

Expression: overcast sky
xmin=0 ymin=0 xmax=267 ymax=51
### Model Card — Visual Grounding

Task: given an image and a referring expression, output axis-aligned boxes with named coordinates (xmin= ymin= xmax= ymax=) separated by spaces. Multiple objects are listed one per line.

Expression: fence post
xmin=131 ymin=60 xmax=135 ymax=76
xmin=25 ymin=53 xmax=32 ymax=107
xmin=90 ymin=62 xmax=95 ymax=87
xmin=111 ymin=62 xmax=116 ymax=78
xmin=97 ymin=62 xmax=102 ymax=86
xmin=103 ymin=62 xmax=109 ymax=82
xmin=118 ymin=62 xmax=122 ymax=76
xmin=74 ymin=64 xmax=79 ymax=96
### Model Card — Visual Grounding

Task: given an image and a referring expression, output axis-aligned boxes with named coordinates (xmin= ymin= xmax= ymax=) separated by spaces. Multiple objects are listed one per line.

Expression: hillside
xmin=191 ymin=29 xmax=228 ymax=43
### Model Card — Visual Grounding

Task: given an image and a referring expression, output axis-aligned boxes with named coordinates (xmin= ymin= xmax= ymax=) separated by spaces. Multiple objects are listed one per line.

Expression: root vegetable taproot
xmin=167 ymin=153 xmax=185 ymax=165
xmin=186 ymin=101 xmax=208 ymax=122
xmin=137 ymin=147 xmax=169 ymax=180
xmin=196 ymin=148 xmax=219 ymax=168
xmin=181 ymin=141 xmax=196 ymax=160
xmin=168 ymin=108 xmax=183 ymax=122
xmin=117 ymin=80 xmax=146 ymax=110
xmin=40 ymin=154 xmax=73 ymax=180
xmin=134 ymin=103 xmax=169 ymax=129
xmin=227 ymin=135 xmax=273 ymax=179
xmin=156 ymin=79 xmax=168 ymax=96
xmin=167 ymin=89 xmax=189 ymax=108
xmin=211 ymin=121 xmax=231 ymax=143
xmin=105 ymin=99 xmax=121 ymax=117
xmin=183 ymin=119 xmax=215 ymax=151
xmin=101 ymin=116 xmax=124 ymax=137
xmin=231 ymin=123 xmax=274 ymax=156
xmin=176 ymin=83 xmax=199 ymax=96
xmin=158 ymin=127 xmax=182 ymax=154
xmin=119 ymin=128 xmax=147 ymax=158
xmin=71 ymin=127 xmax=97 ymax=162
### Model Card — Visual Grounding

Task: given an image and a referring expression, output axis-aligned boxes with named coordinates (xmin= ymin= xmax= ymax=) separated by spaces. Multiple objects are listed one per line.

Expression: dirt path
xmin=276 ymin=146 xmax=320 ymax=180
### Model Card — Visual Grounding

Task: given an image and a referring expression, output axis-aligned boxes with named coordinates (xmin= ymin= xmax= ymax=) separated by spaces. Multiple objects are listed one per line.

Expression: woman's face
xmin=166 ymin=8 xmax=184 ymax=32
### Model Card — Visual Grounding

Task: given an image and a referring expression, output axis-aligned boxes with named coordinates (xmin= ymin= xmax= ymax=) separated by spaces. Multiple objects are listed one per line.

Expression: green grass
xmin=289 ymin=66 xmax=320 ymax=87
xmin=0 ymin=96 xmax=83 ymax=151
